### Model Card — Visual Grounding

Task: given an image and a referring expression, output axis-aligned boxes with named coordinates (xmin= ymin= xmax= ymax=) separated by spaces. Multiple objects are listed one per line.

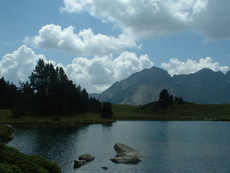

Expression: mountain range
xmin=96 ymin=66 xmax=230 ymax=105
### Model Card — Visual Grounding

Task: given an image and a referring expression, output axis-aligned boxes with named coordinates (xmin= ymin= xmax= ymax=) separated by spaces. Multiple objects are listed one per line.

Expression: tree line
xmin=0 ymin=59 xmax=113 ymax=118
xmin=141 ymin=89 xmax=184 ymax=112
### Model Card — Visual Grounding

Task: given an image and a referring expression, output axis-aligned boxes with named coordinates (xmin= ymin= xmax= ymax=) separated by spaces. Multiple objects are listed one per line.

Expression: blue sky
xmin=0 ymin=0 xmax=230 ymax=93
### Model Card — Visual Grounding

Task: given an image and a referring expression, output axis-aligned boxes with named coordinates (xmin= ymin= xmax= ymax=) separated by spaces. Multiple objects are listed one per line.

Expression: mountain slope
xmin=98 ymin=67 xmax=230 ymax=105
xmin=98 ymin=67 xmax=173 ymax=105
xmin=173 ymin=68 xmax=230 ymax=104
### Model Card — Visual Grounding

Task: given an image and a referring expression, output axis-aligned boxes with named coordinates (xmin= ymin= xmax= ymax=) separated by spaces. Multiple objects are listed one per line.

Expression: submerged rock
xmin=101 ymin=166 xmax=108 ymax=170
xmin=111 ymin=143 xmax=144 ymax=164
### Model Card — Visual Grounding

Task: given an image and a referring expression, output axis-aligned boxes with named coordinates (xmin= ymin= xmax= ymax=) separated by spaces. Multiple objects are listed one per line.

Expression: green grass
xmin=112 ymin=103 xmax=230 ymax=121
xmin=1 ymin=103 xmax=230 ymax=125
xmin=0 ymin=109 xmax=114 ymax=125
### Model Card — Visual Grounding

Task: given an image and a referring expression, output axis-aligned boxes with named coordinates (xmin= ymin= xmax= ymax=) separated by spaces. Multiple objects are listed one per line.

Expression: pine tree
xmin=101 ymin=102 xmax=113 ymax=119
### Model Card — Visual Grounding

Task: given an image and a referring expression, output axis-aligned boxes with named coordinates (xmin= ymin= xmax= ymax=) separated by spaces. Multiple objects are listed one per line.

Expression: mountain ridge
xmin=97 ymin=66 xmax=230 ymax=105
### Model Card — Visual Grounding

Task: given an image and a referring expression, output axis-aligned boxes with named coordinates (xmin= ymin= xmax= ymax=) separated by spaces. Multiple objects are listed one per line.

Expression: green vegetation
xmin=0 ymin=142 xmax=60 ymax=173
xmin=0 ymin=124 xmax=60 ymax=173
xmin=0 ymin=59 xmax=102 ymax=117
xmin=112 ymin=103 xmax=230 ymax=121
xmin=0 ymin=109 xmax=114 ymax=125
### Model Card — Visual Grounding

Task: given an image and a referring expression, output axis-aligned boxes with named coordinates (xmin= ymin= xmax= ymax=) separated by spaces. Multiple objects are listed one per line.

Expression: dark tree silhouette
xmin=10 ymin=59 xmax=102 ymax=116
xmin=0 ymin=77 xmax=17 ymax=109
xmin=1 ymin=59 xmax=103 ymax=116
xmin=101 ymin=102 xmax=113 ymax=119
xmin=158 ymin=89 xmax=171 ymax=108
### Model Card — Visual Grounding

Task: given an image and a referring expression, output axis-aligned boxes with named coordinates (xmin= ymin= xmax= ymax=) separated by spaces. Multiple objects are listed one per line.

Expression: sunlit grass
xmin=1 ymin=103 xmax=230 ymax=124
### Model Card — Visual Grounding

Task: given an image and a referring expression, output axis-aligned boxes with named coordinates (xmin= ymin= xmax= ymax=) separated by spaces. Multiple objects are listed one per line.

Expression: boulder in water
xmin=74 ymin=160 xmax=87 ymax=168
xmin=79 ymin=154 xmax=95 ymax=161
xmin=111 ymin=143 xmax=144 ymax=164
xmin=74 ymin=154 xmax=95 ymax=169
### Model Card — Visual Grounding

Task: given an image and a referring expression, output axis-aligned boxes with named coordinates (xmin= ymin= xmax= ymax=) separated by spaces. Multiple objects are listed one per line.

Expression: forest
xmin=0 ymin=59 xmax=112 ymax=117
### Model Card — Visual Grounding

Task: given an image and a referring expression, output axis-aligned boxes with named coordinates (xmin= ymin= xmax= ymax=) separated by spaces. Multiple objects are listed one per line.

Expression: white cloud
xmin=27 ymin=24 xmax=137 ymax=56
xmin=161 ymin=57 xmax=230 ymax=76
xmin=0 ymin=45 xmax=46 ymax=84
xmin=0 ymin=46 xmax=152 ymax=93
xmin=66 ymin=51 xmax=153 ymax=93
xmin=60 ymin=0 xmax=230 ymax=40
xmin=60 ymin=0 xmax=206 ymax=38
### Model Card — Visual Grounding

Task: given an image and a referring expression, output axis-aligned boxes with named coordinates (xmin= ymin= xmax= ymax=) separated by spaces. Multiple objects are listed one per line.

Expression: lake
xmin=8 ymin=121 xmax=230 ymax=173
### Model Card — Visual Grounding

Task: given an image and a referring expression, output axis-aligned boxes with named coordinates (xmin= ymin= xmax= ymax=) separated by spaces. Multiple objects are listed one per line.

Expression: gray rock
xmin=74 ymin=160 xmax=87 ymax=168
xmin=111 ymin=143 xmax=144 ymax=164
xmin=79 ymin=154 xmax=95 ymax=161
xmin=110 ymin=156 xmax=141 ymax=164
xmin=0 ymin=124 xmax=15 ymax=143
xmin=114 ymin=143 xmax=144 ymax=157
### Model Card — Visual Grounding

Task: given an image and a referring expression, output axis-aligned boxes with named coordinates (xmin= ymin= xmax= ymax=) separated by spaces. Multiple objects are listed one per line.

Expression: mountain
xmin=98 ymin=67 xmax=173 ymax=105
xmin=97 ymin=67 xmax=230 ymax=105
xmin=172 ymin=68 xmax=230 ymax=104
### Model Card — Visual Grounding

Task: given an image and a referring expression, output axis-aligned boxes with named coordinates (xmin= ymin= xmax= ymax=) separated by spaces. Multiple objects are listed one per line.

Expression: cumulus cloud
xmin=0 ymin=45 xmax=47 ymax=84
xmin=161 ymin=57 xmax=230 ymax=76
xmin=66 ymin=51 xmax=153 ymax=93
xmin=0 ymin=46 xmax=152 ymax=93
xmin=60 ymin=0 xmax=230 ymax=40
xmin=27 ymin=24 xmax=137 ymax=56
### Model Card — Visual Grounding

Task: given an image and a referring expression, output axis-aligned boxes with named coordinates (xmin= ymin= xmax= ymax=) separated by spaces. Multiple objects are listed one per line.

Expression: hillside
xmin=98 ymin=67 xmax=230 ymax=105
xmin=112 ymin=103 xmax=230 ymax=121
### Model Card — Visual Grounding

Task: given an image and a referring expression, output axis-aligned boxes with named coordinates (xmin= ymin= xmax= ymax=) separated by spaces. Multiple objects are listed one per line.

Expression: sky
xmin=0 ymin=0 xmax=230 ymax=93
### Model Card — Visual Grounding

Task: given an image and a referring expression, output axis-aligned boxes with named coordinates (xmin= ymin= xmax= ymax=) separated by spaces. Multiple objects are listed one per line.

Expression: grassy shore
xmin=112 ymin=103 xmax=230 ymax=121
xmin=0 ymin=142 xmax=61 ymax=173
xmin=0 ymin=103 xmax=230 ymax=125
xmin=0 ymin=109 xmax=114 ymax=125
xmin=0 ymin=124 xmax=61 ymax=173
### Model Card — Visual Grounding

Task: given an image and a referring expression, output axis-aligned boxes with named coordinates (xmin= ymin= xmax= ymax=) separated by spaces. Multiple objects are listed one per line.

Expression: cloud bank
xmin=161 ymin=57 xmax=230 ymax=76
xmin=0 ymin=45 xmax=46 ymax=84
xmin=1 ymin=46 xmax=229 ymax=93
xmin=27 ymin=24 xmax=137 ymax=56
xmin=66 ymin=52 xmax=153 ymax=92
xmin=61 ymin=0 xmax=230 ymax=40
xmin=0 ymin=46 xmax=153 ymax=93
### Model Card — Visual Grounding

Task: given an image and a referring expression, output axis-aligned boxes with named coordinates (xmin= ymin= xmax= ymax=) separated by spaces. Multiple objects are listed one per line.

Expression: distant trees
xmin=158 ymin=89 xmax=184 ymax=109
xmin=0 ymin=59 xmax=104 ymax=117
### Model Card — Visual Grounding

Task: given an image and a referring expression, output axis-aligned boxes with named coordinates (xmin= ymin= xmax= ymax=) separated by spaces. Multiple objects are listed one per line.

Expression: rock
xmin=101 ymin=166 xmax=108 ymax=170
xmin=111 ymin=143 xmax=144 ymax=164
xmin=114 ymin=143 xmax=144 ymax=157
xmin=0 ymin=124 xmax=15 ymax=143
xmin=78 ymin=154 xmax=95 ymax=161
xmin=74 ymin=154 xmax=95 ymax=169
xmin=3 ymin=124 xmax=15 ymax=132
xmin=110 ymin=156 xmax=141 ymax=164
xmin=74 ymin=160 xmax=87 ymax=168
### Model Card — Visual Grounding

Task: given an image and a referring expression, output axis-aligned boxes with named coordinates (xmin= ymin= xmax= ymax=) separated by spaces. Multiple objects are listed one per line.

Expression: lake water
xmin=8 ymin=121 xmax=230 ymax=173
